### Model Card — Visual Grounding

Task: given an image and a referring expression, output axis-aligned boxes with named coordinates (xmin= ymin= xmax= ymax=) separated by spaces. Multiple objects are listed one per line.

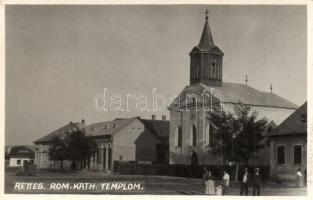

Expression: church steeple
xmin=198 ymin=9 xmax=214 ymax=50
xmin=189 ymin=10 xmax=224 ymax=87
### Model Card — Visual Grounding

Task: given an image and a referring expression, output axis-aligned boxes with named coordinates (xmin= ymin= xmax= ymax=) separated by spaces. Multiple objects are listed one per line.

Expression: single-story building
xmin=34 ymin=116 xmax=169 ymax=172
xmin=7 ymin=146 xmax=35 ymax=167
xmin=269 ymin=102 xmax=307 ymax=181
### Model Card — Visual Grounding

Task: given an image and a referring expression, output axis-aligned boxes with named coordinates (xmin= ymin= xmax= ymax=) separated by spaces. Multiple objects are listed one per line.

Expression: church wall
xmin=222 ymin=103 xmax=296 ymax=126
xmin=169 ymin=104 xmax=296 ymax=166
xmin=169 ymin=108 xmax=223 ymax=165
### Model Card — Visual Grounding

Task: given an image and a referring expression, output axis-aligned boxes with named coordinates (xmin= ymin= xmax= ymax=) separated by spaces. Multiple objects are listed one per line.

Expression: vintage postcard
xmin=1 ymin=0 xmax=312 ymax=199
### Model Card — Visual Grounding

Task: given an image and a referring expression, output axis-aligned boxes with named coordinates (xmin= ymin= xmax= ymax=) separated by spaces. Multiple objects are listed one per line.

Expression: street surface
xmin=5 ymin=168 xmax=307 ymax=195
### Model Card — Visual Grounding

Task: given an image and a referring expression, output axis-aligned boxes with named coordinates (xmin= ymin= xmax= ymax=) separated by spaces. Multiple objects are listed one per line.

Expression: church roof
xmin=270 ymin=102 xmax=307 ymax=137
xmin=191 ymin=11 xmax=223 ymax=55
xmin=170 ymin=82 xmax=298 ymax=110
xmin=198 ymin=15 xmax=214 ymax=50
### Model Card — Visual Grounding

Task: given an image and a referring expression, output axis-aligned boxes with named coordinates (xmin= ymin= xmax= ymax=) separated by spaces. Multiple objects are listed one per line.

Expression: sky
xmin=5 ymin=5 xmax=307 ymax=146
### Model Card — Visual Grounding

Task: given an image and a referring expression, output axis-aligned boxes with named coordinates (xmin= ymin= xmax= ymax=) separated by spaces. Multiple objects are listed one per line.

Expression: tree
xmin=67 ymin=129 xmax=97 ymax=170
xmin=48 ymin=136 xmax=69 ymax=170
xmin=209 ymin=103 xmax=268 ymax=180
xmin=48 ymin=126 xmax=97 ymax=171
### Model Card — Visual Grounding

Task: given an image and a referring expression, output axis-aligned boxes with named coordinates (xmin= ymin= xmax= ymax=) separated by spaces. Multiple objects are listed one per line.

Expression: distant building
xmin=269 ymin=102 xmax=307 ymax=181
xmin=7 ymin=146 xmax=35 ymax=167
xmin=168 ymin=11 xmax=298 ymax=166
xmin=34 ymin=116 xmax=169 ymax=172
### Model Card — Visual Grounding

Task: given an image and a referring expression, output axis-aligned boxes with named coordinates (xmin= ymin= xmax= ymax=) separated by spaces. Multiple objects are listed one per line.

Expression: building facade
xmin=34 ymin=116 xmax=169 ymax=172
xmin=7 ymin=146 xmax=35 ymax=167
xmin=269 ymin=102 xmax=307 ymax=181
xmin=168 ymin=11 xmax=298 ymax=166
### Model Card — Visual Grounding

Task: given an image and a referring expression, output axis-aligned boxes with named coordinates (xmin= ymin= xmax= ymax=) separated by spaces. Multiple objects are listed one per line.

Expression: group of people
xmin=202 ymin=167 xmax=262 ymax=196
xmin=202 ymin=167 xmax=306 ymax=195
xmin=240 ymin=167 xmax=262 ymax=196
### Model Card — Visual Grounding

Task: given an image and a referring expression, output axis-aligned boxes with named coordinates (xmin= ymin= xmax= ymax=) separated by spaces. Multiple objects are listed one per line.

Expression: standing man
xmin=252 ymin=168 xmax=261 ymax=196
xmin=222 ymin=171 xmax=230 ymax=194
xmin=240 ymin=168 xmax=250 ymax=195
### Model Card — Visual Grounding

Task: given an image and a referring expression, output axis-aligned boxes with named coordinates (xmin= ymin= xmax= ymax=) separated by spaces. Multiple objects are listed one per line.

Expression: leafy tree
xmin=48 ymin=125 xmax=97 ymax=170
xmin=67 ymin=129 xmax=97 ymax=170
xmin=48 ymin=136 xmax=69 ymax=170
xmin=209 ymin=103 xmax=268 ymax=180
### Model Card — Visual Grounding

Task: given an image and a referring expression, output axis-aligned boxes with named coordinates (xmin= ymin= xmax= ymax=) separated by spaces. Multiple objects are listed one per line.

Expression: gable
xmin=271 ymin=102 xmax=307 ymax=136
xmin=113 ymin=119 xmax=161 ymax=145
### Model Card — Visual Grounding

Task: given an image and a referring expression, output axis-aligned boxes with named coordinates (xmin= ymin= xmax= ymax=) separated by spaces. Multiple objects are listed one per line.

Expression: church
xmin=168 ymin=10 xmax=298 ymax=166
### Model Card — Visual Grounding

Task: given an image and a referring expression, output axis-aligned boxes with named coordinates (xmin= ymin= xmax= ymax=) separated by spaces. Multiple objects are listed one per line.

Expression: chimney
xmin=69 ymin=121 xmax=73 ymax=125
xmin=81 ymin=119 xmax=85 ymax=124
xmin=152 ymin=115 xmax=156 ymax=120
xmin=162 ymin=115 xmax=166 ymax=121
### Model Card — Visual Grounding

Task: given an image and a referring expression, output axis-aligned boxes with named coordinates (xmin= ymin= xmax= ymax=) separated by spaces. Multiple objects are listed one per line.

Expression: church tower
xmin=190 ymin=10 xmax=224 ymax=86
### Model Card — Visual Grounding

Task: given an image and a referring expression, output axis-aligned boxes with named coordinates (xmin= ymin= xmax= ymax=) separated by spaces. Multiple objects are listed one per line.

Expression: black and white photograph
xmin=2 ymin=1 xmax=311 ymax=198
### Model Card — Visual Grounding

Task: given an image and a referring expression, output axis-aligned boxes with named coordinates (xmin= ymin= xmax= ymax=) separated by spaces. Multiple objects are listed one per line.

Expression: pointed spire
xmin=197 ymin=9 xmax=214 ymax=50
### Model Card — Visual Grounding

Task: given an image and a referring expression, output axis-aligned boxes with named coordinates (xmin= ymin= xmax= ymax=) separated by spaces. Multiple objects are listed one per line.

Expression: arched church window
xmin=191 ymin=125 xmax=197 ymax=146
xmin=175 ymin=126 xmax=182 ymax=147
xmin=205 ymin=124 xmax=210 ymax=146
xmin=209 ymin=125 xmax=219 ymax=147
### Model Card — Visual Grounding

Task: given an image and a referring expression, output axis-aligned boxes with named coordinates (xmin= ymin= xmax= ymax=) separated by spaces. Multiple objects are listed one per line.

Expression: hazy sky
xmin=5 ymin=5 xmax=307 ymax=146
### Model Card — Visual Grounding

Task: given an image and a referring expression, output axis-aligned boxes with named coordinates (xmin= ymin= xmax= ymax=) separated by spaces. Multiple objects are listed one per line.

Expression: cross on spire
xmin=205 ymin=9 xmax=209 ymax=20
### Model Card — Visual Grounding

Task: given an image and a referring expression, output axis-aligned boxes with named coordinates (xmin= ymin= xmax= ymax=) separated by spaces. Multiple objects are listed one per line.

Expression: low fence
xmin=114 ymin=161 xmax=270 ymax=180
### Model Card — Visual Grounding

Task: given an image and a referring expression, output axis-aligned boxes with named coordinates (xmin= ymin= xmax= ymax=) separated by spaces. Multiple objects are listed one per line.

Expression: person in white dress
xmin=222 ymin=171 xmax=230 ymax=194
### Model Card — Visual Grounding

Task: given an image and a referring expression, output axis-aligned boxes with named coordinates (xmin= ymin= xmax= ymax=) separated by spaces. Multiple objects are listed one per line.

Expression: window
xmin=175 ymin=126 xmax=182 ymax=147
xmin=192 ymin=125 xmax=197 ymax=146
xmin=209 ymin=125 xmax=219 ymax=147
xmin=208 ymin=66 xmax=211 ymax=78
xmin=277 ymin=145 xmax=286 ymax=164
xmin=17 ymin=160 xmax=21 ymax=165
xmin=205 ymin=125 xmax=210 ymax=146
xmin=294 ymin=145 xmax=302 ymax=164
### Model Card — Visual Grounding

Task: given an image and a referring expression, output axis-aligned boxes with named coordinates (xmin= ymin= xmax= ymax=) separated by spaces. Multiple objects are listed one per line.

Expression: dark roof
xmin=34 ymin=122 xmax=87 ymax=144
xmin=170 ymin=82 xmax=298 ymax=109
xmin=9 ymin=146 xmax=35 ymax=158
xmin=140 ymin=119 xmax=169 ymax=140
xmin=198 ymin=17 xmax=214 ymax=50
xmin=85 ymin=118 xmax=137 ymax=137
xmin=86 ymin=118 xmax=169 ymax=141
xmin=270 ymin=102 xmax=307 ymax=136
xmin=191 ymin=15 xmax=223 ymax=55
